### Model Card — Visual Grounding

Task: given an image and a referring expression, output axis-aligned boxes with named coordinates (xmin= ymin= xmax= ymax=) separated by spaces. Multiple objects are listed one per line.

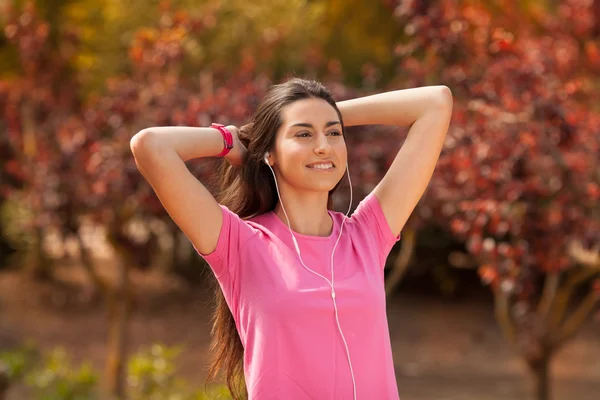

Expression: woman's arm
xmin=133 ymin=125 xmax=246 ymax=164
xmin=130 ymin=125 xmax=245 ymax=255
xmin=337 ymin=86 xmax=453 ymax=237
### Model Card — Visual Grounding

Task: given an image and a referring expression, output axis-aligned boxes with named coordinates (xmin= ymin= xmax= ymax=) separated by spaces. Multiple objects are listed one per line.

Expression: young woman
xmin=130 ymin=78 xmax=453 ymax=400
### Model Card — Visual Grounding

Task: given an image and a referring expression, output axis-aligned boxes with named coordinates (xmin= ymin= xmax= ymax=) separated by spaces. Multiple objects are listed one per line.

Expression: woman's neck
xmin=273 ymin=192 xmax=332 ymax=237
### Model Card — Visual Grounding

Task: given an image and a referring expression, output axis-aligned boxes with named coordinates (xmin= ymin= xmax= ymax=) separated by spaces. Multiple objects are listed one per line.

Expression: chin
xmin=288 ymin=171 xmax=344 ymax=193
xmin=306 ymin=179 xmax=343 ymax=193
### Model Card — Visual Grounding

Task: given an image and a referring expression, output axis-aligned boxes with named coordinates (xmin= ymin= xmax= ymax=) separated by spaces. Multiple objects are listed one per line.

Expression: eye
xmin=328 ymin=130 xmax=342 ymax=136
xmin=295 ymin=131 xmax=311 ymax=138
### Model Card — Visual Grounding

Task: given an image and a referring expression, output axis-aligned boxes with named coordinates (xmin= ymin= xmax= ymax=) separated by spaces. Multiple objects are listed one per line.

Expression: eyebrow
xmin=289 ymin=121 xmax=341 ymax=129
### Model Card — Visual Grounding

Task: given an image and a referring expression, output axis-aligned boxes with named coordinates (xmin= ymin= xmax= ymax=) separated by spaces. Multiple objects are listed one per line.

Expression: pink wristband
xmin=211 ymin=123 xmax=234 ymax=157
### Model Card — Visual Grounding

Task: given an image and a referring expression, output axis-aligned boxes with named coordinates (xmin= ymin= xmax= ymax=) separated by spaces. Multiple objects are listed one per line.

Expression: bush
xmin=0 ymin=343 xmax=231 ymax=400
xmin=0 ymin=342 xmax=40 ymax=383
xmin=127 ymin=343 xmax=232 ymax=400
xmin=25 ymin=347 xmax=97 ymax=400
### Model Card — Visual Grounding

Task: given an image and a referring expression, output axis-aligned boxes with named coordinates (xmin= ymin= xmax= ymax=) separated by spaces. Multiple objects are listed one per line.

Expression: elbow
xmin=130 ymin=128 xmax=157 ymax=156
xmin=435 ymin=85 xmax=453 ymax=109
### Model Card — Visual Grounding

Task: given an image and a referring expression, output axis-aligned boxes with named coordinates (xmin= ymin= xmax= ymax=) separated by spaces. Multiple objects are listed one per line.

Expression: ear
xmin=265 ymin=151 xmax=273 ymax=166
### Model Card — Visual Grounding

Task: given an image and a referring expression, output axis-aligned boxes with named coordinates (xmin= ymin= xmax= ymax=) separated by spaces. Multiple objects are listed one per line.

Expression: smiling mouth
xmin=306 ymin=162 xmax=335 ymax=170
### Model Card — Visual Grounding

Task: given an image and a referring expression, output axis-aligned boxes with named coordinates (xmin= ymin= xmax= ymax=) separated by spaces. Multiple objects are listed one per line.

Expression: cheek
xmin=275 ymin=147 xmax=305 ymax=179
xmin=336 ymin=143 xmax=348 ymax=163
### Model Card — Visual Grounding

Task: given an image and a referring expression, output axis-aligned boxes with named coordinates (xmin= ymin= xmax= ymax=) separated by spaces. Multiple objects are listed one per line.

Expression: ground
xmin=0 ymin=263 xmax=599 ymax=400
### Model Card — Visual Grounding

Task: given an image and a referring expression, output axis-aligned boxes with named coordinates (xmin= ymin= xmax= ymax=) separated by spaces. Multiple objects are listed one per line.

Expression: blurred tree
xmin=0 ymin=1 xmax=83 ymax=280
xmin=316 ymin=0 xmax=403 ymax=86
xmin=1 ymin=2 xmax=273 ymax=397
xmin=2 ymin=0 xmax=403 ymax=93
xmin=85 ymin=7 xmax=275 ymax=393
xmin=384 ymin=1 xmax=600 ymax=400
xmin=2 ymin=0 xmax=326 ymax=94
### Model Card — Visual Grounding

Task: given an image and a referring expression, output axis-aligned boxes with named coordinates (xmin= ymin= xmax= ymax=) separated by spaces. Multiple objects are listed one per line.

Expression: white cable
xmin=267 ymin=160 xmax=357 ymax=400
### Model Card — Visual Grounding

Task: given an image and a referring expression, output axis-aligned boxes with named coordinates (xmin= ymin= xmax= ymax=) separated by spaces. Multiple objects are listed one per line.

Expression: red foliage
xmin=1 ymin=2 xmax=84 ymax=235
xmin=0 ymin=3 xmax=274 ymax=263
xmin=388 ymin=0 xmax=600 ymax=280
xmin=385 ymin=1 xmax=600 ymax=369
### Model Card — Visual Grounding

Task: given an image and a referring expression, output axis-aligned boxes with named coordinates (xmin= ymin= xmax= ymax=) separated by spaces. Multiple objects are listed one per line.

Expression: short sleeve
xmin=349 ymin=192 xmax=401 ymax=268
xmin=194 ymin=204 xmax=257 ymax=279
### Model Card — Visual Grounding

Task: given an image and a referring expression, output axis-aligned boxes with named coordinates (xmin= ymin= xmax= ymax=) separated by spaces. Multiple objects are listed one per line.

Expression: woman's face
xmin=268 ymin=97 xmax=347 ymax=194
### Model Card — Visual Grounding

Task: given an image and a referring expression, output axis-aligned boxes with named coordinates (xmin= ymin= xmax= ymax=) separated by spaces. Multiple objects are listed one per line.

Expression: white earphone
xmin=264 ymin=151 xmax=357 ymax=400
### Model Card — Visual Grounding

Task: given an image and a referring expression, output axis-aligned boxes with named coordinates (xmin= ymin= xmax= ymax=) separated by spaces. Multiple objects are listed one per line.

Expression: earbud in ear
xmin=264 ymin=152 xmax=270 ymax=165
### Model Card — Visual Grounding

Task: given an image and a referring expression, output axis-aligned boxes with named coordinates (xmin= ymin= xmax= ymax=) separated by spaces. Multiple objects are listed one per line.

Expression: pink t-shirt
xmin=198 ymin=192 xmax=401 ymax=399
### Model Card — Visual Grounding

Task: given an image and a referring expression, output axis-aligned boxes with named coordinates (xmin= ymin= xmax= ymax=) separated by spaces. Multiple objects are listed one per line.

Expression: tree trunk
xmin=528 ymin=352 xmax=552 ymax=400
xmin=75 ymin=231 xmax=106 ymax=302
xmin=169 ymin=227 xmax=203 ymax=283
xmin=385 ymin=228 xmax=416 ymax=297
xmin=593 ymin=0 xmax=600 ymax=37
xmin=105 ymin=255 xmax=131 ymax=399
xmin=0 ymin=360 xmax=8 ymax=400
xmin=28 ymin=227 xmax=52 ymax=281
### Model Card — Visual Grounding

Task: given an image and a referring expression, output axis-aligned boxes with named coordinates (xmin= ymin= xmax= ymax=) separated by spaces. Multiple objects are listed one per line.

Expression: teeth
xmin=309 ymin=163 xmax=333 ymax=169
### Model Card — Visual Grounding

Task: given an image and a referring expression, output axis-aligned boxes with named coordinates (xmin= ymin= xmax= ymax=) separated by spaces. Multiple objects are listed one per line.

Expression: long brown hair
xmin=204 ymin=78 xmax=346 ymax=399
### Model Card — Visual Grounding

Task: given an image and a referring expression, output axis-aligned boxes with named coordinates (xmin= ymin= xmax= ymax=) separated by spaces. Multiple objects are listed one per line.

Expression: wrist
xmin=210 ymin=123 xmax=234 ymax=157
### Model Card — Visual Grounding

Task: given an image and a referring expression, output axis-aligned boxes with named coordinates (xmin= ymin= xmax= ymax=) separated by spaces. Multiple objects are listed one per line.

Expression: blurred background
xmin=0 ymin=0 xmax=599 ymax=399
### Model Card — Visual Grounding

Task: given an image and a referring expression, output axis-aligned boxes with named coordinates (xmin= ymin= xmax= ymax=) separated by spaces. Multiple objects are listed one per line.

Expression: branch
xmin=537 ymin=271 xmax=560 ymax=320
xmin=493 ymin=285 xmax=517 ymax=345
xmin=385 ymin=228 xmax=416 ymax=297
xmin=21 ymin=103 xmax=37 ymax=158
xmin=555 ymin=290 xmax=600 ymax=348
xmin=549 ymin=269 xmax=599 ymax=331
xmin=75 ymin=230 xmax=110 ymax=297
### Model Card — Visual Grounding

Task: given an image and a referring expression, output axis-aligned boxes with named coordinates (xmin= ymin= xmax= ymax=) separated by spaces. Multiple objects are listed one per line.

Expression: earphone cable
xmin=267 ymin=160 xmax=357 ymax=400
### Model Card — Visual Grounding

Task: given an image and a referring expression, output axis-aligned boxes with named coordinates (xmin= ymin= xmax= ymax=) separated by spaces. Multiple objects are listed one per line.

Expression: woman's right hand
xmin=223 ymin=125 xmax=247 ymax=166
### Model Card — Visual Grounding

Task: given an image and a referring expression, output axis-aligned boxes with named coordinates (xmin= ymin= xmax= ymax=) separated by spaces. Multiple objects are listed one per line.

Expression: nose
xmin=313 ymin=132 xmax=332 ymax=155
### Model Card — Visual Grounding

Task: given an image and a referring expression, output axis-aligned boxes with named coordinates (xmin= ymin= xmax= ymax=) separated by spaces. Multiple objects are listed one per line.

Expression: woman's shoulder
xmin=234 ymin=209 xmax=280 ymax=240
xmin=211 ymin=204 xmax=276 ymax=246
xmin=333 ymin=192 xmax=379 ymax=224
xmin=245 ymin=209 xmax=274 ymax=228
